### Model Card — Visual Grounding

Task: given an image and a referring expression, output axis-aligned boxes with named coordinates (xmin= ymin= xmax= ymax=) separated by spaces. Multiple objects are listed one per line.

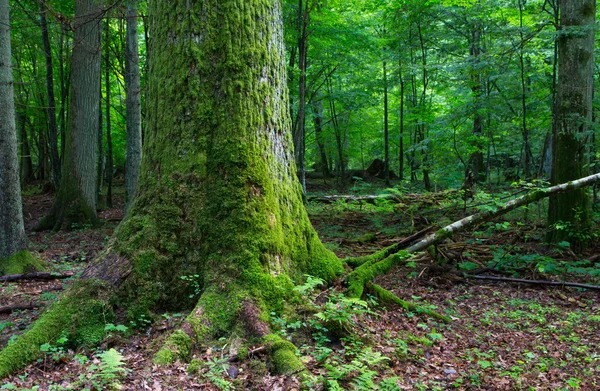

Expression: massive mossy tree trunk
xmin=0 ymin=0 xmax=342 ymax=377
xmin=547 ymin=0 xmax=595 ymax=244
xmin=124 ymin=0 xmax=142 ymax=213
xmin=0 ymin=0 xmax=43 ymax=274
xmin=38 ymin=0 xmax=102 ymax=231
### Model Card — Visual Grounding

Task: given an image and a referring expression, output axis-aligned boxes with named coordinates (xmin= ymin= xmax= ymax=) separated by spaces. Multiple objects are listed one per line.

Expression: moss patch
xmin=264 ymin=334 xmax=305 ymax=375
xmin=154 ymin=329 xmax=193 ymax=364
xmin=0 ymin=251 xmax=45 ymax=276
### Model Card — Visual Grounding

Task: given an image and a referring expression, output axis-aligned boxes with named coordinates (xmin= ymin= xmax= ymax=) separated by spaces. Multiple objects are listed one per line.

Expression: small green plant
xmin=204 ymin=357 xmax=234 ymax=391
xmin=85 ymin=348 xmax=130 ymax=390
xmin=40 ymin=335 xmax=68 ymax=362
xmin=180 ymin=274 xmax=202 ymax=298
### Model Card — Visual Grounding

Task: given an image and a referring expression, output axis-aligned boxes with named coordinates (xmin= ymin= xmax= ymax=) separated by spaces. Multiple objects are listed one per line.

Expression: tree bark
xmin=467 ymin=25 xmax=486 ymax=184
xmin=105 ymin=17 xmax=113 ymax=209
xmin=38 ymin=0 xmax=102 ymax=231
xmin=547 ymin=0 xmax=595 ymax=245
xmin=0 ymin=0 xmax=41 ymax=274
xmin=124 ymin=0 xmax=142 ymax=213
xmin=0 ymin=0 xmax=27 ymax=260
xmin=311 ymin=96 xmax=330 ymax=178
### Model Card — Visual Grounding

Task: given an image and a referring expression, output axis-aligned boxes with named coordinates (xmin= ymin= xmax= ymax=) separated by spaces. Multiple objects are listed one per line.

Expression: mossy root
xmin=0 ymin=280 xmax=113 ymax=379
xmin=264 ymin=334 xmax=306 ymax=376
xmin=346 ymin=251 xmax=412 ymax=298
xmin=367 ymin=283 xmax=451 ymax=324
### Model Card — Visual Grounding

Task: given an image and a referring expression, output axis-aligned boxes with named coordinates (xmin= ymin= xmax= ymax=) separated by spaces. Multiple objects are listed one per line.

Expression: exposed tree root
xmin=154 ymin=288 xmax=308 ymax=376
xmin=346 ymin=252 xmax=412 ymax=298
xmin=366 ymin=283 xmax=451 ymax=324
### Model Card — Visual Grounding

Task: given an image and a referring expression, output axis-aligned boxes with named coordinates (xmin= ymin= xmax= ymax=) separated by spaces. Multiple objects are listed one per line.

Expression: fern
xmin=91 ymin=348 xmax=130 ymax=389
xmin=379 ymin=377 xmax=402 ymax=391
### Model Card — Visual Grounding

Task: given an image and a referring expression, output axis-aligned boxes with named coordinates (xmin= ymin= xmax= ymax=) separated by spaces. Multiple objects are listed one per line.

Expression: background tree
xmin=124 ymin=0 xmax=142 ymax=212
xmin=547 ymin=0 xmax=596 ymax=244
xmin=0 ymin=0 xmax=43 ymax=273
xmin=38 ymin=0 xmax=102 ymax=231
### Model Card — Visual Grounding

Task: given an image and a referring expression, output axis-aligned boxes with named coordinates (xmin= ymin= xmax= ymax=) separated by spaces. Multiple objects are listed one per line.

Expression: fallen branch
xmin=345 ymin=225 xmax=435 ymax=267
xmin=0 ymin=272 xmax=74 ymax=283
xmin=307 ymin=194 xmax=398 ymax=204
xmin=469 ymin=275 xmax=600 ymax=291
xmin=405 ymin=173 xmax=600 ymax=254
xmin=366 ymin=283 xmax=451 ymax=323
xmin=0 ymin=302 xmax=45 ymax=314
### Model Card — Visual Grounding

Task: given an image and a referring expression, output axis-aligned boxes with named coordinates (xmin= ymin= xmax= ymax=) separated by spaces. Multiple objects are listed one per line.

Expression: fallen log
xmin=346 ymin=173 xmax=600 ymax=298
xmin=0 ymin=272 xmax=74 ymax=283
xmin=405 ymin=173 xmax=600 ymax=254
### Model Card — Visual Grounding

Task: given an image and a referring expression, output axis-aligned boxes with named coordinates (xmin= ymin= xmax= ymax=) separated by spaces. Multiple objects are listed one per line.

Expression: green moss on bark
xmin=0 ymin=251 xmax=44 ymax=275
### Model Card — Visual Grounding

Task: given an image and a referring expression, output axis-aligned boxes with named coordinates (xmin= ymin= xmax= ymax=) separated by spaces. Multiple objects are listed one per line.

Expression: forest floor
xmin=1 ymin=180 xmax=599 ymax=390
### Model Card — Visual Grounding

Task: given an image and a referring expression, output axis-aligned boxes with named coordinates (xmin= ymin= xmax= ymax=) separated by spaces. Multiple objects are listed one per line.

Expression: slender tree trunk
xmin=383 ymin=55 xmax=390 ymax=185
xmin=312 ymin=97 xmax=330 ymax=178
xmin=39 ymin=1 xmax=61 ymax=188
xmin=125 ymin=0 xmax=142 ymax=213
xmin=105 ymin=17 xmax=113 ymax=209
xmin=17 ymin=111 xmax=34 ymax=186
xmin=0 ymin=0 xmax=41 ymax=273
xmin=38 ymin=0 xmax=102 ymax=231
xmin=547 ymin=0 xmax=595 ymax=245
xmin=294 ymin=0 xmax=309 ymax=194
xmin=398 ymin=60 xmax=405 ymax=181
xmin=468 ymin=25 xmax=486 ymax=183
xmin=58 ymin=24 xmax=68 ymax=163
xmin=518 ymin=0 xmax=531 ymax=179
xmin=97 ymin=79 xmax=104 ymax=209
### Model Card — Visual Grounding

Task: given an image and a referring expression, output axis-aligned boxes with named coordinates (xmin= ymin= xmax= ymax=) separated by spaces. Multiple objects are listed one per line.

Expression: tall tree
xmin=0 ymin=0 xmax=343 ymax=376
xmin=38 ymin=0 xmax=102 ymax=231
xmin=547 ymin=0 xmax=595 ymax=244
xmin=124 ymin=0 xmax=142 ymax=213
xmin=39 ymin=0 xmax=61 ymax=188
xmin=0 ymin=0 xmax=42 ymax=273
xmin=104 ymin=16 xmax=113 ymax=208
